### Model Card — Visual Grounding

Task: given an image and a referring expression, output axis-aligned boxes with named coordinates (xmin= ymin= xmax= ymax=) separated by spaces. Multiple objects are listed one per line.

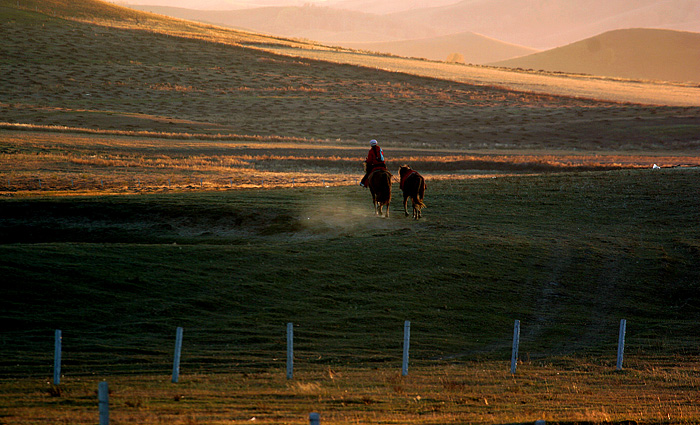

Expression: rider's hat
xmin=370 ymin=139 xmax=378 ymax=146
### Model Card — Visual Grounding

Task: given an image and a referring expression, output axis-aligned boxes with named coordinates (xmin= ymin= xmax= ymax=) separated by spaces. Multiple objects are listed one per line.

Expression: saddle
xmin=400 ymin=170 xmax=419 ymax=189
xmin=369 ymin=165 xmax=387 ymax=176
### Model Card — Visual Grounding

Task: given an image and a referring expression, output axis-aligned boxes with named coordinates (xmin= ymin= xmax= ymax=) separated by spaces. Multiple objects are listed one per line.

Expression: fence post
xmin=402 ymin=320 xmax=411 ymax=376
xmin=172 ymin=327 xmax=183 ymax=383
xmin=287 ymin=323 xmax=294 ymax=379
xmin=510 ymin=320 xmax=520 ymax=374
xmin=98 ymin=381 xmax=109 ymax=425
xmin=617 ymin=319 xmax=627 ymax=370
xmin=309 ymin=412 xmax=320 ymax=425
xmin=53 ymin=329 xmax=62 ymax=385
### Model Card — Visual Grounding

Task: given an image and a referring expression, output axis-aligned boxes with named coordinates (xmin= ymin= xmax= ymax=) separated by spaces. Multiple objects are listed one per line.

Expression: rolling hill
xmin=492 ymin=28 xmax=700 ymax=84
xmin=127 ymin=0 xmax=700 ymax=67
xmin=2 ymin=0 xmax=700 ymax=152
xmin=391 ymin=0 xmax=700 ymax=49
xmin=326 ymin=0 xmax=461 ymax=15
xmin=129 ymin=4 xmax=439 ymax=43
xmin=341 ymin=31 xmax=538 ymax=64
xmin=113 ymin=0 xmax=293 ymax=9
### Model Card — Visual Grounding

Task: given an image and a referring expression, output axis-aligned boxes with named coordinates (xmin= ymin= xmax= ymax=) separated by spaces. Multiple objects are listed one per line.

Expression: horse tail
xmin=414 ymin=177 xmax=426 ymax=208
xmin=376 ymin=171 xmax=392 ymax=204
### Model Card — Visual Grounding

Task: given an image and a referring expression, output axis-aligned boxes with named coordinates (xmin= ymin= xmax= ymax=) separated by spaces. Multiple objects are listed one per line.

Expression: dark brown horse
xmin=367 ymin=167 xmax=392 ymax=217
xmin=399 ymin=165 xmax=426 ymax=219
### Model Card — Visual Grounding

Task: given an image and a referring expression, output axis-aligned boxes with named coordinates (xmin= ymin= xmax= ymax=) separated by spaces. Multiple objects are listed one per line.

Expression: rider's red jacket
xmin=365 ymin=146 xmax=385 ymax=166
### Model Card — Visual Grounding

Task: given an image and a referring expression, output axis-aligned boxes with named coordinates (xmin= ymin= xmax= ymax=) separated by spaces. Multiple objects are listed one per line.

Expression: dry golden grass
xmin=263 ymin=46 xmax=700 ymax=107
xmin=2 ymin=131 xmax=699 ymax=196
xmin=3 ymin=360 xmax=700 ymax=424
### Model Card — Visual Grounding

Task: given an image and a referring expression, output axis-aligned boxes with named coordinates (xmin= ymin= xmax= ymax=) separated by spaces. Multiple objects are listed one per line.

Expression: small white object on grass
xmin=653 ymin=164 xmax=660 ymax=169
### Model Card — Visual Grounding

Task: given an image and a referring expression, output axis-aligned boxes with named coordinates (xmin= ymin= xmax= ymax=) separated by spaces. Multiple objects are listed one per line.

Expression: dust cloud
xmin=297 ymin=198 xmax=411 ymax=237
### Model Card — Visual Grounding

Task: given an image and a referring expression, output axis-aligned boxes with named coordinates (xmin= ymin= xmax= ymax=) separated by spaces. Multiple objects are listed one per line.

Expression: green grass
xmin=2 ymin=168 xmax=699 ymax=377
xmin=1 ymin=168 xmax=700 ymax=424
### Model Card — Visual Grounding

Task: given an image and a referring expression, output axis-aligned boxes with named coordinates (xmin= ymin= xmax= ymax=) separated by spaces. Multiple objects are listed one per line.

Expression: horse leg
xmin=403 ymin=194 xmax=409 ymax=217
xmin=385 ymin=202 xmax=390 ymax=218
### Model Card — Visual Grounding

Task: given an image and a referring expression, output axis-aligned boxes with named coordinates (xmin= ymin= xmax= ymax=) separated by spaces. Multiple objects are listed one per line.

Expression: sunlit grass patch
xmin=2 ymin=361 xmax=699 ymax=424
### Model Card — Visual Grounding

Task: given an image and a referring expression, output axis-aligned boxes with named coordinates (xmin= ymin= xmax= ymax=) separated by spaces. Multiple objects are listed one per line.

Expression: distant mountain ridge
xmin=325 ymin=0 xmax=461 ymax=15
xmin=131 ymin=0 xmax=700 ymax=64
xmin=133 ymin=4 xmax=538 ymax=64
xmin=390 ymin=0 xmax=700 ymax=49
xmin=343 ymin=32 xmax=538 ymax=64
xmin=130 ymin=4 xmax=438 ymax=43
xmin=491 ymin=28 xmax=700 ymax=84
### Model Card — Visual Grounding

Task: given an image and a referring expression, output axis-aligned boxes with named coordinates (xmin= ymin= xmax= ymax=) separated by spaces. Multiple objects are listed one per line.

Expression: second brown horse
xmin=399 ymin=165 xmax=426 ymax=219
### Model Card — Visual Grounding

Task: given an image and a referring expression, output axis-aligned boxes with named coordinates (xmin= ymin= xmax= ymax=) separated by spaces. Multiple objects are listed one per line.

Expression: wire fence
xmin=37 ymin=319 xmax=631 ymax=386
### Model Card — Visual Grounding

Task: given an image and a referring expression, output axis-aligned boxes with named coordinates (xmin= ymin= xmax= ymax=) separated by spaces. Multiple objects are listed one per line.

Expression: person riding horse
xmin=360 ymin=139 xmax=385 ymax=187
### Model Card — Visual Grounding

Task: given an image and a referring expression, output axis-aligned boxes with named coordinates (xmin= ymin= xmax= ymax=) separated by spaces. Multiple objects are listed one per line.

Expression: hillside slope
xmin=341 ymin=32 xmax=538 ymax=64
xmin=2 ymin=0 xmax=700 ymax=149
xmin=492 ymin=28 xmax=700 ymax=84
xmin=0 ymin=0 xmax=329 ymax=47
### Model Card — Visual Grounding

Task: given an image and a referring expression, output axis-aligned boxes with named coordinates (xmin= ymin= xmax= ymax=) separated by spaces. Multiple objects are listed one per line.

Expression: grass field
xmin=2 ymin=168 xmax=700 ymax=424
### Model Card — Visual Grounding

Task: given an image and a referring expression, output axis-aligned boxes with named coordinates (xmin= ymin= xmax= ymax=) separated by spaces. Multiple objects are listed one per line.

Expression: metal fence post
xmin=617 ymin=319 xmax=627 ymax=370
xmin=510 ymin=320 xmax=520 ymax=374
xmin=98 ymin=381 xmax=109 ymax=425
xmin=172 ymin=327 xmax=183 ymax=383
xmin=53 ymin=329 xmax=62 ymax=385
xmin=309 ymin=412 xmax=320 ymax=425
xmin=287 ymin=322 xmax=294 ymax=379
xmin=402 ymin=320 xmax=411 ymax=376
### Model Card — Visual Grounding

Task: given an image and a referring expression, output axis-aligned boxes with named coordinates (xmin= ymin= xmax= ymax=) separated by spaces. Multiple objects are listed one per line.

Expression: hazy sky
xmin=113 ymin=0 xmax=333 ymax=8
